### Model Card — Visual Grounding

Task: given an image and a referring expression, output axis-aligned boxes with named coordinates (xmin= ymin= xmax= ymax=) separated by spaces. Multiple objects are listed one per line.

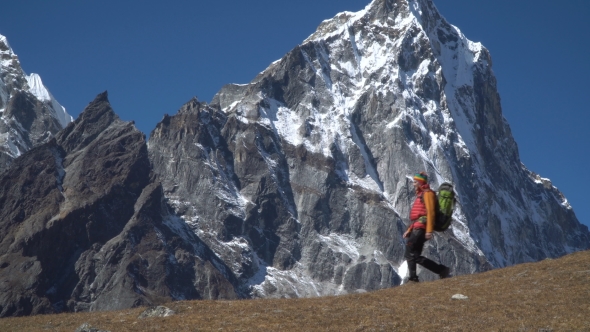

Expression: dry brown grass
xmin=1 ymin=250 xmax=589 ymax=331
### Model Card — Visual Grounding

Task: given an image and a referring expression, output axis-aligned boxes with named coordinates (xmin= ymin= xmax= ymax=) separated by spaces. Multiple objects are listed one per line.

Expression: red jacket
xmin=408 ymin=185 xmax=436 ymax=233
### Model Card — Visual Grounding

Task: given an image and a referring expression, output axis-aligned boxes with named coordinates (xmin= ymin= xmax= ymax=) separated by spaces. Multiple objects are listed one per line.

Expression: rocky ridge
xmin=0 ymin=93 xmax=239 ymax=317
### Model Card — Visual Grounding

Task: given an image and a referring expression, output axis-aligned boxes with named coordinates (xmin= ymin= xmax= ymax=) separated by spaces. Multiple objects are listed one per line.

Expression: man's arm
xmin=423 ymin=190 xmax=437 ymax=238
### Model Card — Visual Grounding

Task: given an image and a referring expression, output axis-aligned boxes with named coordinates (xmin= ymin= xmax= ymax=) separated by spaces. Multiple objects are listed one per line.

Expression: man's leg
xmin=415 ymin=255 xmax=446 ymax=275
xmin=406 ymin=229 xmax=450 ymax=279
xmin=413 ymin=238 xmax=450 ymax=278
xmin=404 ymin=228 xmax=426 ymax=281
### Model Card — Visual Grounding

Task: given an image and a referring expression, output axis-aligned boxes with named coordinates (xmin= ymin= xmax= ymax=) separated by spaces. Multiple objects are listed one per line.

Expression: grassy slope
xmin=1 ymin=250 xmax=589 ymax=331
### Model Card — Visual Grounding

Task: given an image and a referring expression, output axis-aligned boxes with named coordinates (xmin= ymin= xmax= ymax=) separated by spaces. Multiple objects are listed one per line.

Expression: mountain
xmin=149 ymin=0 xmax=589 ymax=298
xmin=0 ymin=0 xmax=588 ymax=317
xmin=0 ymin=34 xmax=73 ymax=174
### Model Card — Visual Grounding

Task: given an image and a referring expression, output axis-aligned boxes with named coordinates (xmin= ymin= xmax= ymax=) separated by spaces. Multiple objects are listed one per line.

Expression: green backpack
xmin=434 ymin=183 xmax=455 ymax=232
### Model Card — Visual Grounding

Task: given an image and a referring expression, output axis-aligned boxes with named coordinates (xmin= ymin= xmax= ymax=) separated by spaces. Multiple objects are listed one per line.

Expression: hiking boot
xmin=406 ymin=276 xmax=419 ymax=283
xmin=439 ymin=266 xmax=450 ymax=279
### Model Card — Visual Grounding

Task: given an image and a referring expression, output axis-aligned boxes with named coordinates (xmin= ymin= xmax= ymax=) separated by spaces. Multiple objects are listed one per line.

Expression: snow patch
xmin=26 ymin=73 xmax=51 ymax=101
xmin=318 ymin=233 xmax=360 ymax=261
xmin=397 ymin=260 xmax=409 ymax=284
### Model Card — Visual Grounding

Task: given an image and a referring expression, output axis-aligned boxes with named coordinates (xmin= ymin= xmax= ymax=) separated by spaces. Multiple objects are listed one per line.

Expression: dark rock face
xmin=0 ymin=93 xmax=239 ymax=317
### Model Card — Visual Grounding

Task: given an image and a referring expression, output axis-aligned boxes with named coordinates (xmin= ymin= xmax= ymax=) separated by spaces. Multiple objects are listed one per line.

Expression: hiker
xmin=403 ymin=172 xmax=450 ymax=282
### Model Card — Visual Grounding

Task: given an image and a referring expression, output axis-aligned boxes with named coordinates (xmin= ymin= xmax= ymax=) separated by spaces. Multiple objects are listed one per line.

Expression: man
xmin=403 ymin=172 xmax=450 ymax=282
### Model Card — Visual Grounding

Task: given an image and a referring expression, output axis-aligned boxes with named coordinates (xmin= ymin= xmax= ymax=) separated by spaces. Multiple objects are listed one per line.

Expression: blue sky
xmin=1 ymin=0 xmax=589 ymax=229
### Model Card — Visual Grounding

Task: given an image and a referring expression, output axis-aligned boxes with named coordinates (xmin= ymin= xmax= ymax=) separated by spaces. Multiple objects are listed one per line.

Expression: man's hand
xmin=425 ymin=232 xmax=433 ymax=240
xmin=403 ymin=229 xmax=411 ymax=238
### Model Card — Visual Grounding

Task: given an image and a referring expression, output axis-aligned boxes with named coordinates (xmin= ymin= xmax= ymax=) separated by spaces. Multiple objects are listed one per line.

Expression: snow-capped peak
xmin=234 ymin=0 xmax=587 ymax=273
xmin=26 ymin=73 xmax=51 ymax=101
xmin=0 ymin=33 xmax=74 ymax=172
xmin=25 ymin=73 xmax=73 ymax=128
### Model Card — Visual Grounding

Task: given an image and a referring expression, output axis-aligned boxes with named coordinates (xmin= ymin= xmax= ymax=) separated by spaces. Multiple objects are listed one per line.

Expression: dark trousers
xmin=404 ymin=228 xmax=446 ymax=279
